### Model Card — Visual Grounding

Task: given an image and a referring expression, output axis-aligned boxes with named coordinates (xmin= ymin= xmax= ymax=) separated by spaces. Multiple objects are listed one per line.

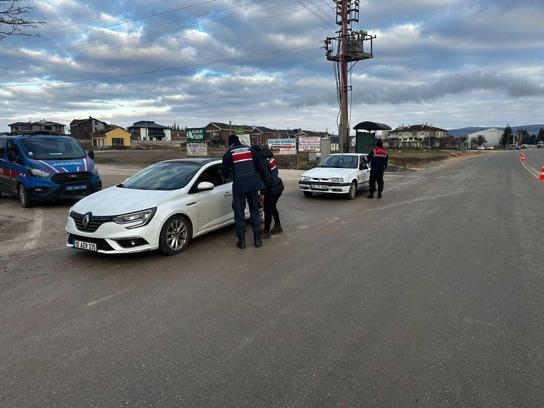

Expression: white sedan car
xmin=66 ymin=158 xmax=246 ymax=256
xmin=298 ymin=153 xmax=370 ymax=199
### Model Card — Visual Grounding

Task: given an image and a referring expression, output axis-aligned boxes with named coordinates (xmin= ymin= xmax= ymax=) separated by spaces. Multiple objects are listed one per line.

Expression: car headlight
xmin=29 ymin=168 xmax=50 ymax=178
xmin=113 ymin=208 xmax=156 ymax=229
xmin=301 ymin=176 xmax=311 ymax=181
xmin=91 ymin=166 xmax=99 ymax=175
xmin=330 ymin=177 xmax=344 ymax=183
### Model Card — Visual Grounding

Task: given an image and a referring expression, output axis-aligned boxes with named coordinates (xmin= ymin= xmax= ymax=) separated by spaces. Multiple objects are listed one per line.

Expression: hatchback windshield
xmin=22 ymin=138 xmax=86 ymax=160
xmin=317 ymin=155 xmax=358 ymax=169
xmin=121 ymin=162 xmax=201 ymax=190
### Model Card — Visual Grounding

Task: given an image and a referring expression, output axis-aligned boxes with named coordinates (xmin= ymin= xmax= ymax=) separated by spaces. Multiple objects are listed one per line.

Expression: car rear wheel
xmin=347 ymin=181 xmax=357 ymax=200
xmin=303 ymin=191 xmax=313 ymax=198
xmin=159 ymin=215 xmax=191 ymax=256
xmin=18 ymin=184 xmax=32 ymax=208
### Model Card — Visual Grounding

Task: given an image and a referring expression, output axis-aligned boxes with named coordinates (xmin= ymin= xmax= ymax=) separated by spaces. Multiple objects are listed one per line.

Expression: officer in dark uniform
xmin=255 ymin=146 xmax=284 ymax=239
xmin=222 ymin=135 xmax=267 ymax=249
xmin=367 ymin=139 xmax=389 ymax=199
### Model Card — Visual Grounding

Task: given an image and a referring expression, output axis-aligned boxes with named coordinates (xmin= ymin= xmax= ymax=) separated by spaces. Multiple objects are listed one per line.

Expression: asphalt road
xmin=0 ymin=150 xmax=543 ymax=407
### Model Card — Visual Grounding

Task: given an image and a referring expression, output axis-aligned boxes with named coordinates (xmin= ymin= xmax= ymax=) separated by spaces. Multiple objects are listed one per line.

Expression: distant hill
xmin=448 ymin=125 xmax=544 ymax=137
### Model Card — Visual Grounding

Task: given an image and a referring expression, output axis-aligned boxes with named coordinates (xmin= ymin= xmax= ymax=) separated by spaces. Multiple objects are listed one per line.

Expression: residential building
xmin=128 ymin=121 xmax=172 ymax=141
xmin=70 ymin=117 xmax=108 ymax=140
xmin=387 ymin=124 xmax=448 ymax=148
xmin=170 ymin=129 xmax=187 ymax=142
xmin=295 ymin=129 xmax=331 ymax=138
xmin=250 ymin=126 xmax=283 ymax=144
xmin=91 ymin=126 xmax=132 ymax=149
xmin=9 ymin=120 xmax=65 ymax=135
xmin=466 ymin=128 xmax=503 ymax=146
xmin=205 ymin=123 xmax=254 ymax=145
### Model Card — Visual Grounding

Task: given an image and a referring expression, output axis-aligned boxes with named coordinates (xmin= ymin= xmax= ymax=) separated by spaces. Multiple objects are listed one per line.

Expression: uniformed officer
xmin=222 ymin=135 xmax=266 ymax=249
xmin=367 ymin=139 xmax=389 ymax=199
xmin=255 ymin=145 xmax=284 ymax=239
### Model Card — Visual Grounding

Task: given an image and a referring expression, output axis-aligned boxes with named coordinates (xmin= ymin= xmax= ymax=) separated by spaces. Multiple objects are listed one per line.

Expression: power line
xmin=53 ymin=0 xmax=299 ymax=54
xmin=5 ymin=0 xmax=281 ymax=54
xmin=295 ymin=0 xmax=335 ymax=29
xmin=3 ymin=40 xmax=322 ymax=88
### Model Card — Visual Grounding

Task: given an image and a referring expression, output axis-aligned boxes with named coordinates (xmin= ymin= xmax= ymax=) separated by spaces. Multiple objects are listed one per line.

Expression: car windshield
xmin=120 ymin=161 xmax=201 ymax=191
xmin=317 ymin=155 xmax=358 ymax=169
xmin=21 ymin=138 xmax=86 ymax=160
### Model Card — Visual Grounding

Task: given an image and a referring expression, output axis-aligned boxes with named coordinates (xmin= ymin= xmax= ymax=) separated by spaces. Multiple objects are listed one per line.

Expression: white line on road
xmin=85 ymin=288 xmax=133 ymax=307
xmin=521 ymin=160 xmax=540 ymax=179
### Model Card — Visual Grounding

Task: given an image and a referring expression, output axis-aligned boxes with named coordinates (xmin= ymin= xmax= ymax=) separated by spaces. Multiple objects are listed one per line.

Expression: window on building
xmin=112 ymin=138 xmax=125 ymax=146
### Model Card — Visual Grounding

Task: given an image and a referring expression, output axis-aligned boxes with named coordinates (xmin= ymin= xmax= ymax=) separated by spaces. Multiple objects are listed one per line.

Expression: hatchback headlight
xmin=29 ymin=168 xmax=50 ymax=178
xmin=91 ymin=166 xmax=99 ymax=175
xmin=113 ymin=208 xmax=156 ymax=229
xmin=330 ymin=177 xmax=344 ymax=183
xmin=301 ymin=176 xmax=311 ymax=181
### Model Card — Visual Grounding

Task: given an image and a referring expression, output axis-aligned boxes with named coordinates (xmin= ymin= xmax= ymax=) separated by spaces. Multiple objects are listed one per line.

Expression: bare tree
xmin=0 ymin=0 xmax=44 ymax=41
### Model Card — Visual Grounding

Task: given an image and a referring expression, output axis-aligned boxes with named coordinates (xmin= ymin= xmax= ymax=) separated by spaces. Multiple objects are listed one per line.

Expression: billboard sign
xmin=238 ymin=134 xmax=251 ymax=146
xmin=268 ymin=138 xmax=296 ymax=155
xmin=298 ymin=136 xmax=321 ymax=153
xmin=187 ymin=128 xmax=207 ymax=142
xmin=187 ymin=142 xmax=208 ymax=157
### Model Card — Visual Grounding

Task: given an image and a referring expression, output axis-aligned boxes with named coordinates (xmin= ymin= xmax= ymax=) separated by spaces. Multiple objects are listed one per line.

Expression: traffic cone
xmin=540 ymin=166 xmax=544 ymax=181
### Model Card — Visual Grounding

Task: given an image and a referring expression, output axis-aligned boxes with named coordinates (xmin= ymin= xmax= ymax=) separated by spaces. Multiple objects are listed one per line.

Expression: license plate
xmin=65 ymin=185 xmax=87 ymax=191
xmin=311 ymin=184 xmax=328 ymax=190
xmin=73 ymin=240 xmax=97 ymax=251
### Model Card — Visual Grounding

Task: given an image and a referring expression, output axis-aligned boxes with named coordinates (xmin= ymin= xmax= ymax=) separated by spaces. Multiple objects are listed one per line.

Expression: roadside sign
xmin=268 ymin=139 xmax=296 ymax=155
xmin=235 ymin=127 xmax=245 ymax=136
xmin=187 ymin=142 xmax=207 ymax=157
xmin=187 ymin=128 xmax=207 ymax=142
xmin=298 ymin=136 xmax=321 ymax=153
xmin=238 ymin=134 xmax=251 ymax=146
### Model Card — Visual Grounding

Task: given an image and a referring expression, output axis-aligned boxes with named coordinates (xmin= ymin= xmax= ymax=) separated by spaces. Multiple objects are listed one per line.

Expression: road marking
xmin=85 ymin=288 xmax=133 ymax=307
xmin=520 ymin=159 xmax=540 ymax=179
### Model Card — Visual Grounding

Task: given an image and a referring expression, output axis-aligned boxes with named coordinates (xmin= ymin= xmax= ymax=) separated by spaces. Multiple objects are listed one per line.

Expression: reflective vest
xmin=372 ymin=146 xmax=388 ymax=158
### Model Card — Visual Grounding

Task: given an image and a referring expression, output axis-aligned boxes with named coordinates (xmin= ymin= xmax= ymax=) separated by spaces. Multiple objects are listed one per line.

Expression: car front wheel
xmin=347 ymin=181 xmax=357 ymax=200
xmin=159 ymin=215 xmax=191 ymax=256
xmin=18 ymin=184 xmax=32 ymax=208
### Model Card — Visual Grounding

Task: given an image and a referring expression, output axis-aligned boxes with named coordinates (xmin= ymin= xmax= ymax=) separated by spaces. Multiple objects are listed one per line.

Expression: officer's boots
xmin=236 ymin=235 xmax=246 ymax=249
xmin=367 ymin=193 xmax=374 ymax=199
xmin=270 ymin=225 xmax=283 ymax=234
xmin=254 ymin=232 xmax=262 ymax=248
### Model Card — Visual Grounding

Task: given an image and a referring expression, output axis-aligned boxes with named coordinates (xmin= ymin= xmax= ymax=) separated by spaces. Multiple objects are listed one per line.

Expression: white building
xmin=387 ymin=124 xmax=448 ymax=148
xmin=466 ymin=128 xmax=503 ymax=146
xmin=128 ymin=121 xmax=172 ymax=141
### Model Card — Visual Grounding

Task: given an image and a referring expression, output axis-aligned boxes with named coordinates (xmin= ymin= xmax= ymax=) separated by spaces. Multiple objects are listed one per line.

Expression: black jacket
xmin=368 ymin=146 xmax=389 ymax=172
xmin=222 ymin=143 xmax=266 ymax=194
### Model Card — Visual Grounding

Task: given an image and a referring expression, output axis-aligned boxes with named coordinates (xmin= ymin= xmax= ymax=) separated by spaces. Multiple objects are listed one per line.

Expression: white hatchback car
xmin=298 ymin=153 xmax=370 ymax=199
xmin=66 ymin=158 xmax=248 ymax=256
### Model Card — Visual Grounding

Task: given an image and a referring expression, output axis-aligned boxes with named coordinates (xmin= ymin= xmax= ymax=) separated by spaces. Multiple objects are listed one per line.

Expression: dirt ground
xmin=94 ymin=148 xmax=487 ymax=169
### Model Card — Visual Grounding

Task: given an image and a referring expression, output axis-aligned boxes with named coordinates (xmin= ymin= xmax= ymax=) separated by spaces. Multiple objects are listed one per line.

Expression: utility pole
xmin=324 ymin=1 xmax=375 ymax=153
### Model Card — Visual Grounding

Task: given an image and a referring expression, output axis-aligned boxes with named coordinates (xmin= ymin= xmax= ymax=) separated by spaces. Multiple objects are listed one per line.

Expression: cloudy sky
xmin=1 ymin=0 xmax=543 ymax=133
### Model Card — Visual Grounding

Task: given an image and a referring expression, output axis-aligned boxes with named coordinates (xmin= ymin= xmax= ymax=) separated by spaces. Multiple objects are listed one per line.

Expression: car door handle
xmin=187 ymin=202 xmax=197 ymax=206
xmin=224 ymin=192 xmax=232 ymax=197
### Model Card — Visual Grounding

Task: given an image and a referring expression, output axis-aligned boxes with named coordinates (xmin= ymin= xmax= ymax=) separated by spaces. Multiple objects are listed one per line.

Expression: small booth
xmin=353 ymin=121 xmax=391 ymax=154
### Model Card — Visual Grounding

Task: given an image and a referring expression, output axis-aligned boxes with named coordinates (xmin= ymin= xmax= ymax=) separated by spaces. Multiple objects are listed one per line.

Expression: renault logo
xmin=82 ymin=212 xmax=92 ymax=229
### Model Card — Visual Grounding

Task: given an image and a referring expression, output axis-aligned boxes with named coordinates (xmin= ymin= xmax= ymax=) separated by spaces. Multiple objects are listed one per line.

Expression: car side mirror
xmin=197 ymin=181 xmax=214 ymax=191
xmin=88 ymin=150 xmax=95 ymax=160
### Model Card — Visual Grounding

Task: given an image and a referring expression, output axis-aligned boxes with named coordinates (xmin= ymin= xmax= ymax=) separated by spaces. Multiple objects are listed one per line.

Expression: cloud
xmin=1 ymin=0 xmax=544 ymax=131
